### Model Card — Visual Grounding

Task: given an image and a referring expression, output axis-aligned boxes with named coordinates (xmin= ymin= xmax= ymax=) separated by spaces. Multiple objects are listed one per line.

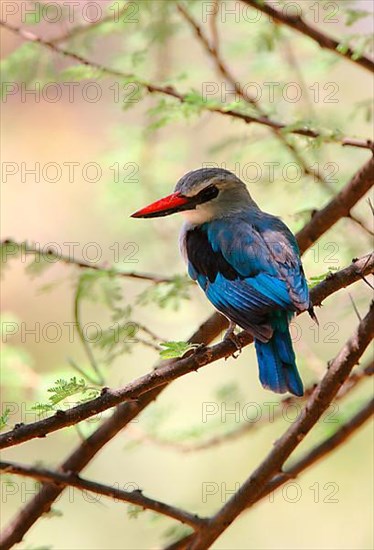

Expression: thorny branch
xmin=241 ymin=0 xmax=374 ymax=73
xmin=0 ymin=461 xmax=206 ymax=529
xmin=296 ymin=157 xmax=374 ymax=252
xmin=2 ymin=395 xmax=373 ymax=550
xmin=1 ymin=20 xmax=373 ymax=151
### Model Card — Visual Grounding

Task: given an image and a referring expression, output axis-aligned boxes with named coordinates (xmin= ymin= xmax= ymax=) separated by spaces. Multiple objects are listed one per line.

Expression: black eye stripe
xmin=177 ymin=184 xmax=219 ymax=211
xmin=195 ymin=184 xmax=219 ymax=204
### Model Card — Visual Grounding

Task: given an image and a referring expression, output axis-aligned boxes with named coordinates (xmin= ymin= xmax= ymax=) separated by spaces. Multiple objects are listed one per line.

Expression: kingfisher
xmin=131 ymin=168 xmax=313 ymax=396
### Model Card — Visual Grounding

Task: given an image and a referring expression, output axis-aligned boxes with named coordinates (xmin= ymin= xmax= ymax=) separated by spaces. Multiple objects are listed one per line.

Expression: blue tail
xmin=254 ymin=316 xmax=303 ymax=397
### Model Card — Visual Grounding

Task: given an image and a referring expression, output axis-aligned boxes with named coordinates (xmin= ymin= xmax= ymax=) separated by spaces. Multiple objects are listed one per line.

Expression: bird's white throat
xmin=181 ymin=205 xmax=215 ymax=224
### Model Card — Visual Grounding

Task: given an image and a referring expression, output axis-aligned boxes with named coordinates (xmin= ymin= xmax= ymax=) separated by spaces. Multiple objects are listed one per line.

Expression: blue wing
xmin=182 ymin=213 xmax=309 ymax=341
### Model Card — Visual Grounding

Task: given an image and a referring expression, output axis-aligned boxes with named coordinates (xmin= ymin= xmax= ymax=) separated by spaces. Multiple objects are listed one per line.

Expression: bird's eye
xmin=197 ymin=185 xmax=219 ymax=203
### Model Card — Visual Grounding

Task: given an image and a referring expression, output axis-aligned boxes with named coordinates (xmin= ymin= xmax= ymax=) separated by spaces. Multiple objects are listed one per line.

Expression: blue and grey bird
xmin=131 ymin=168 xmax=314 ymax=396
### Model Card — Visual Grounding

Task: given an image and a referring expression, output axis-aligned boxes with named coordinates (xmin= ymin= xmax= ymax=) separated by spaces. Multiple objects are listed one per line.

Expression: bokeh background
xmin=1 ymin=1 xmax=373 ymax=549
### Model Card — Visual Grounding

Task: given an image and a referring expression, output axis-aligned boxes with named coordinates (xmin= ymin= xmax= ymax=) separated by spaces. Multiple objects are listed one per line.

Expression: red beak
xmin=131 ymin=191 xmax=192 ymax=218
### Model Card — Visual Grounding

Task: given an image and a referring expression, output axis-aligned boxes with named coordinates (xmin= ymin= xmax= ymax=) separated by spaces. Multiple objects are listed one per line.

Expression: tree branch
xmin=0 ymin=20 xmax=372 ymax=151
xmin=296 ymin=157 xmax=374 ymax=252
xmin=1 ymin=239 xmax=176 ymax=284
xmin=241 ymin=0 xmax=374 ymax=73
xmin=0 ymin=253 xmax=372 ymax=450
xmin=187 ymin=302 xmax=374 ymax=548
xmin=262 ymin=397 xmax=374 ymax=497
xmin=0 ymin=461 xmax=206 ymax=529
xmin=177 ymin=2 xmax=258 ymax=106
xmin=165 ymin=396 xmax=374 ymax=550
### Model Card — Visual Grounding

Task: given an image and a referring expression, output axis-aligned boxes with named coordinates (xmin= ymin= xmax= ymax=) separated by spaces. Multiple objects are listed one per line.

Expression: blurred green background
xmin=1 ymin=1 xmax=373 ymax=548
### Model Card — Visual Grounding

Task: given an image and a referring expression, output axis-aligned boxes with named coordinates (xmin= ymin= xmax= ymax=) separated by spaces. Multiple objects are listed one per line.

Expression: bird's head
xmin=131 ymin=168 xmax=256 ymax=223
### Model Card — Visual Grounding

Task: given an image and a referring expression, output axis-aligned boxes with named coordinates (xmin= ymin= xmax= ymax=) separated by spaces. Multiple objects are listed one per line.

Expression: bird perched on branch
xmin=132 ymin=168 xmax=314 ymax=396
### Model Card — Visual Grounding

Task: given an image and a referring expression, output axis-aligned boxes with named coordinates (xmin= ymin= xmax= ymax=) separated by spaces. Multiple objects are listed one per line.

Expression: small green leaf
xmin=159 ymin=341 xmax=199 ymax=359
xmin=58 ymin=65 xmax=104 ymax=82
xmin=0 ymin=407 xmax=10 ymax=431
xmin=162 ymin=524 xmax=193 ymax=544
xmin=24 ymin=5 xmax=42 ymax=25
xmin=344 ymin=9 xmax=370 ymax=27
xmin=0 ymin=43 xmax=42 ymax=90
xmin=308 ymin=267 xmax=339 ymax=289
xmin=127 ymin=504 xmax=144 ymax=519
xmin=137 ymin=275 xmax=191 ymax=310
xmin=45 ymin=506 xmax=63 ymax=518
xmin=32 ymin=377 xmax=100 ymax=413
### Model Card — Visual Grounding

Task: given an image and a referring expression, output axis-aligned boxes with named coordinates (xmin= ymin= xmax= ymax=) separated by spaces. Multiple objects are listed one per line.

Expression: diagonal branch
xmin=296 ymin=157 xmax=374 ymax=252
xmin=177 ymin=2 xmax=258 ymax=106
xmin=262 ymin=397 xmax=374 ymax=498
xmin=165 ymin=396 xmax=374 ymax=550
xmin=0 ymin=20 xmax=372 ymax=151
xmin=0 ymin=252 xmax=372 ymax=450
xmin=0 ymin=461 xmax=206 ymax=529
xmin=241 ymin=0 xmax=374 ymax=73
xmin=187 ymin=302 xmax=374 ymax=549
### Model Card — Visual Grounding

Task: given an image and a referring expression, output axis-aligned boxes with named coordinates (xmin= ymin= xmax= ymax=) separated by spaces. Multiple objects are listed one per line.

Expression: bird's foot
xmin=223 ymin=322 xmax=242 ymax=359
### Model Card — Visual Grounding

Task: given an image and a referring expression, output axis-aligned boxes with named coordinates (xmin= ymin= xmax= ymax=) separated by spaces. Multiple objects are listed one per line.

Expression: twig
xmin=348 ymin=292 xmax=362 ymax=321
xmin=310 ymin=253 xmax=374 ymax=305
xmin=177 ymin=3 xmax=258 ymax=106
xmin=0 ymin=253 xmax=372 ymax=450
xmin=0 ymin=20 xmax=372 ymax=151
xmin=208 ymin=0 xmax=220 ymax=55
xmin=263 ymin=398 xmax=374 ymax=495
xmin=347 ymin=213 xmax=374 ymax=236
xmin=73 ymin=278 xmax=105 ymax=385
xmin=241 ymin=0 xmax=374 ymax=73
xmin=0 ymin=461 xmax=206 ymax=529
xmin=279 ymin=35 xmax=335 ymax=193
xmin=1 ymin=239 xmax=174 ymax=284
